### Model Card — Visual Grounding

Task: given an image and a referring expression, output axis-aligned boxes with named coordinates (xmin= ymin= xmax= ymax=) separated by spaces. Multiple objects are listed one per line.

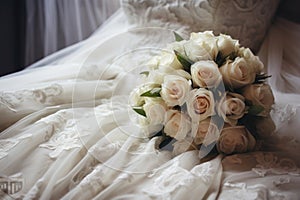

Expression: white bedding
xmin=1 ymin=1 xmax=300 ymax=199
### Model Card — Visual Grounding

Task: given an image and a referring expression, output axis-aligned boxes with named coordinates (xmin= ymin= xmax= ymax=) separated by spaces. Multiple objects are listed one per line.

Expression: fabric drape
xmin=25 ymin=0 xmax=120 ymax=66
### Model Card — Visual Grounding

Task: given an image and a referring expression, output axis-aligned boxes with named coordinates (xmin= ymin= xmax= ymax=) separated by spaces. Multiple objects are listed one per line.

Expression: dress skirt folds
xmin=1 ymin=1 xmax=300 ymax=199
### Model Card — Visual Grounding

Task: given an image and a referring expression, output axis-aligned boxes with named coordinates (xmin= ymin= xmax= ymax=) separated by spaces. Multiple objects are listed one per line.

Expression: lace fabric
xmin=220 ymin=152 xmax=300 ymax=199
xmin=122 ymin=0 xmax=280 ymax=52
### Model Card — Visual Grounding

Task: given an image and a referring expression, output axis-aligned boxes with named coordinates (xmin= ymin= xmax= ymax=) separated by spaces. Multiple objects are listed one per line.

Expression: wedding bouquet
xmin=130 ymin=31 xmax=275 ymax=156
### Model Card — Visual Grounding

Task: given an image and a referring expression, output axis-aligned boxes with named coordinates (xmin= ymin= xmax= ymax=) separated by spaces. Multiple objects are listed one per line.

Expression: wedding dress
xmin=1 ymin=0 xmax=300 ymax=199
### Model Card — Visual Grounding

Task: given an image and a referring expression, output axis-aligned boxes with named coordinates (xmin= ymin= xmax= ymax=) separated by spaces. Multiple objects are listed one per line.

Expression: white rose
xmin=190 ymin=31 xmax=215 ymax=40
xmin=191 ymin=118 xmax=220 ymax=145
xmin=241 ymin=83 xmax=274 ymax=116
xmin=161 ymin=75 xmax=191 ymax=107
xmin=217 ymin=126 xmax=256 ymax=154
xmin=255 ymin=115 xmax=276 ymax=138
xmin=217 ymin=92 xmax=246 ymax=126
xmin=239 ymin=47 xmax=264 ymax=74
xmin=172 ymin=137 xmax=197 ymax=156
xmin=164 ymin=110 xmax=191 ymax=140
xmin=219 ymin=57 xmax=256 ymax=89
xmin=130 ymin=89 xmax=144 ymax=107
xmin=143 ymin=99 xmax=167 ymax=125
xmin=191 ymin=60 xmax=222 ymax=88
xmin=184 ymin=40 xmax=213 ymax=61
xmin=168 ymin=40 xmax=187 ymax=55
xmin=147 ymin=70 xmax=165 ymax=85
xmin=170 ymin=69 xmax=192 ymax=80
xmin=146 ymin=55 xmax=160 ymax=70
xmin=130 ymin=83 xmax=157 ymax=107
xmin=160 ymin=51 xmax=182 ymax=70
xmin=187 ymin=88 xmax=215 ymax=122
xmin=148 ymin=66 xmax=191 ymax=85
xmin=189 ymin=31 xmax=218 ymax=60
xmin=217 ymin=34 xmax=239 ymax=57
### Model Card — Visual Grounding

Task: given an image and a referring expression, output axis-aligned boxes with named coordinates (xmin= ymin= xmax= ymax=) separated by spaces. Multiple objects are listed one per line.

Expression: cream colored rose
xmin=255 ymin=115 xmax=276 ymax=138
xmin=190 ymin=31 xmax=218 ymax=59
xmin=172 ymin=137 xmax=198 ymax=156
xmin=171 ymin=69 xmax=192 ymax=80
xmin=130 ymin=83 xmax=157 ymax=107
xmin=183 ymin=31 xmax=218 ymax=61
xmin=241 ymin=83 xmax=274 ymax=116
xmin=130 ymin=89 xmax=144 ymax=107
xmin=184 ymin=40 xmax=213 ymax=61
xmin=219 ymin=57 xmax=256 ymax=89
xmin=190 ymin=31 xmax=215 ymax=41
xmin=164 ymin=110 xmax=191 ymax=140
xmin=169 ymin=40 xmax=187 ymax=55
xmin=143 ymin=99 xmax=167 ymax=125
xmin=217 ymin=34 xmax=239 ymax=57
xmin=146 ymin=55 xmax=160 ymax=70
xmin=191 ymin=60 xmax=222 ymax=88
xmin=161 ymin=75 xmax=191 ymax=106
xmin=217 ymin=92 xmax=246 ymax=126
xmin=187 ymin=88 xmax=215 ymax=121
xmin=147 ymin=70 xmax=165 ymax=85
xmin=239 ymin=47 xmax=264 ymax=74
xmin=217 ymin=126 xmax=256 ymax=154
xmin=160 ymin=51 xmax=182 ymax=70
xmin=192 ymin=118 xmax=220 ymax=145
xmin=148 ymin=66 xmax=191 ymax=85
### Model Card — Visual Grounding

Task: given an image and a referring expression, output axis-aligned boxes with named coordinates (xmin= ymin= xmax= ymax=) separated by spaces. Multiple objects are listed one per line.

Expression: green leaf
xmin=173 ymin=31 xmax=184 ymax=42
xmin=248 ymin=105 xmax=264 ymax=115
xmin=140 ymin=88 xmax=161 ymax=97
xmin=174 ymin=50 xmax=194 ymax=73
xmin=140 ymin=71 xmax=149 ymax=76
xmin=133 ymin=107 xmax=147 ymax=117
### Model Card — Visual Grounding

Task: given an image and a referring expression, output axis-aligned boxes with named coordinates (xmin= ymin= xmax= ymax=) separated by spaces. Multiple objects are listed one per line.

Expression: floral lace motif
xmin=0 ymin=84 xmax=63 ymax=112
xmin=272 ymin=104 xmax=297 ymax=123
xmin=222 ymin=182 xmax=287 ymax=200
xmin=252 ymin=152 xmax=300 ymax=177
xmin=122 ymin=0 xmax=280 ymax=52
xmin=143 ymin=155 xmax=221 ymax=199
xmin=89 ymin=141 xmax=122 ymax=163
xmin=39 ymin=110 xmax=89 ymax=158
xmin=143 ymin=164 xmax=195 ymax=198
xmin=79 ymin=164 xmax=106 ymax=192
xmin=271 ymin=104 xmax=297 ymax=133
xmin=190 ymin=161 xmax=217 ymax=184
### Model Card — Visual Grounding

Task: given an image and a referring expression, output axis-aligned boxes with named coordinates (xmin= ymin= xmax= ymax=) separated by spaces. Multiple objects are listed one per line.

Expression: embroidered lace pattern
xmin=0 ymin=84 xmax=63 ymax=112
xmin=252 ymin=152 xmax=300 ymax=177
xmin=38 ymin=110 xmax=89 ymax=158
xmin=122 ymin=0 xmax=279 ymax=52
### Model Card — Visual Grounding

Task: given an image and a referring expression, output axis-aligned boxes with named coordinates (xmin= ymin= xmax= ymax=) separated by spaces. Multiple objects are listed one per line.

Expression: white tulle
xmin=1 ymin=2 xmax=300 ymax=199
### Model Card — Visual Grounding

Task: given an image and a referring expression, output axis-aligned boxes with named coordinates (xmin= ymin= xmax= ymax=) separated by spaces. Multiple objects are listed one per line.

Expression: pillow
xmin=122 ymin=0 xmax=280 ymax=53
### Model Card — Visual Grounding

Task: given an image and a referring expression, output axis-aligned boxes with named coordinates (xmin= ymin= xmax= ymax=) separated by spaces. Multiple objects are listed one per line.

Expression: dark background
xmin=0 ymin=0 xmax=25 ymax=76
